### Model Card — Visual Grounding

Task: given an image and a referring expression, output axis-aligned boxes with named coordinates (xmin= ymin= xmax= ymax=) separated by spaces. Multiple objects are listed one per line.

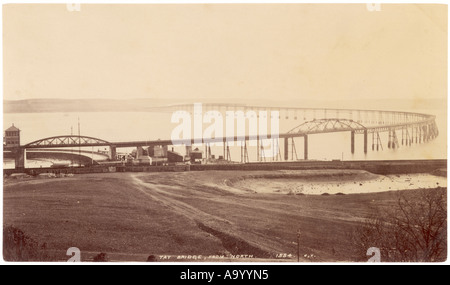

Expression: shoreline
xmin=230 ymin=172 xmax=447 ymax=195
xmin=4 ymin=169 xmax=447 ymax=196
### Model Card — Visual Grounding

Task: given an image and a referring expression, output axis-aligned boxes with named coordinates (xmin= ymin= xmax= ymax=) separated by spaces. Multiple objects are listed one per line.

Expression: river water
xmin=3 ymin=107 xmax=447 ymax=169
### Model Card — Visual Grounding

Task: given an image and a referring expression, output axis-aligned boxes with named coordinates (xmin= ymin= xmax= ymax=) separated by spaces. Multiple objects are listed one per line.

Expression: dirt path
xmin=130 ymin=173 xmax=233 ymax=227
xmin=128 ymin=173 xmax=305 ymax=260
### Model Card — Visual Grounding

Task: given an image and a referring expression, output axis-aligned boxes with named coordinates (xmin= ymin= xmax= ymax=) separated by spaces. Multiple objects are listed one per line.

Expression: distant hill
xmin=3 ymin=97 xmax=446 ymax=113
xmin=3 ymin=98 xmax=247 ymax=113
xmin=3 ymin=99 xmax=174 ymax=113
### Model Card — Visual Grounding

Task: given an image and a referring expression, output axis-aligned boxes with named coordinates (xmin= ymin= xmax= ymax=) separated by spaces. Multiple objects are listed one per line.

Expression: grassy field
xmin=2 ymin=170 xmax=445 ymax=262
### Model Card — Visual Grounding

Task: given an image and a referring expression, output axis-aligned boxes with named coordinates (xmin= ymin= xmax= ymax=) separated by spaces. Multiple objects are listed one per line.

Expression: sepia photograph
xmin=1 ymin=2 xmax=448 ymax=267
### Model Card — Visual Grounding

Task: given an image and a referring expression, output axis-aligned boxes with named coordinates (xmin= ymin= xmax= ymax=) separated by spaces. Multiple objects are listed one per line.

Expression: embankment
xmin=190 ymin=159 xmax=447 ymax=175
xmin=4 ymin=159 xmax=446 ymax=177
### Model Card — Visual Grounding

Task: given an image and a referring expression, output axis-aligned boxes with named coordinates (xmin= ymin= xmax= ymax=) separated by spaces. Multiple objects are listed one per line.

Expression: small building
xmin=167 ymin=150 xmax=184 ymax=163
xmin=190 ymin=148 xmax=203 ymax=163
xmin=4 ymin=124 xmax=20 ymax=148
xmin=149 ymin=145 xmax=168 ymax=158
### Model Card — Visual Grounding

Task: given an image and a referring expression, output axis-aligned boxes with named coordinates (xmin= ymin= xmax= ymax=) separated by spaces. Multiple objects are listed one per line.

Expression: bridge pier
xmin=291 ymin=137 xmax=298 ymax=160
xmin=222 ymin=141 xmax=226 ymax=161
xmin=109 ymin=145 xmax=117 ymax=161
xmin=284 ymin=137 xmax=289 ymax=160
xmin=410 ymin=127 xmax=413 ymax=144
xmin=304 ymin=135 xmax=308 ymax=160
xmin=372 ymin=132 xmax=375 ymax=151
xmin=350 ymin=131 xmax=355 ymax=154
xmin=432 ymin=122 xmax=439 ymax=137
xmin=186 ymin=145 xmax=192 ymax=157
xmin=14 ymin=148 xmax=25 ymax=170
xmin=275 ymin=139 xmax=282 ymax=161
xmin=364 ymin=130 xmax=368 ymax=154
xmin=244 ymin=141 xmax=249 ymax=163
xmin=377 ymin=132 xmax=383 ymax=150
xmin=419 ymin=126 xmax=422 ymax=143
xmin=411 ymin=126 xmax=415 ymax=145
xmin=415 ymin=126 xmax=418 ymax=143
xmin=388 ymin=130 xmax=392 ymax=148
xmin=402 ymin=128 xmax=405 ymax=146
xmin=257 ymin=139 xmax=260 ymax=161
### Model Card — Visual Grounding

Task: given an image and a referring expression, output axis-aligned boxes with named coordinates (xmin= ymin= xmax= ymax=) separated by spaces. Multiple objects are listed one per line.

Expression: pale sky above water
xmin=2 ymin=4 xmax=447 ymax=106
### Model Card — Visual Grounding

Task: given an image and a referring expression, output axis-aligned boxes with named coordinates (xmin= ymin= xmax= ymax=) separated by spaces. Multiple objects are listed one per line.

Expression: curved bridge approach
xmin=170 ymin=104 xmax=440 ymax=161
xmin=8 ymin=105 xmax=440 ymax=169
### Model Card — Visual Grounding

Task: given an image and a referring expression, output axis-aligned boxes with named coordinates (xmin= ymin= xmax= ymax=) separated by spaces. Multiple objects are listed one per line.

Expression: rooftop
xmin=5 ymin=124 xmax=20 ymax=132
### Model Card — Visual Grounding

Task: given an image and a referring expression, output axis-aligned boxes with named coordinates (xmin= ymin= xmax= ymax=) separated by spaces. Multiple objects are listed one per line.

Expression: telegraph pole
xmin=78 ymin=117 xmax=81 ymax=166
xmin=71 ymin=126 xmax=73 ymax=166
xmin=297 ymin=229 xmax=301 ymax=262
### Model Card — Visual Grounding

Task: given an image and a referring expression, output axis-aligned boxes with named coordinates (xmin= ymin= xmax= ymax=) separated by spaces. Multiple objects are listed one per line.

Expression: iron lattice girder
xmin=24 ymin=135 xmax=111 ymax=148
xmin=287 ymin=118 xmax=437 ymax=135
xmin=288 ymin=118 xmax=367 ymax=135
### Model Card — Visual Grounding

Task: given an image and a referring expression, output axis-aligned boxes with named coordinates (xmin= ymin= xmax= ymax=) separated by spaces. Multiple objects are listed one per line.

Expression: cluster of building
xmin=2 ymin=123 xmax=212 ymax=169
xmin=120 ymin=145 xmax=204 ymax=166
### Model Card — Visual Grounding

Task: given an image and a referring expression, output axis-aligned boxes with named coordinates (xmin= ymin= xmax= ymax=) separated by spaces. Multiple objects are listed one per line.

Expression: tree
xmin=3 ymin=225 xmax=54 ymax=261
xmin=351 ymin=188 xmax=447 ymax=262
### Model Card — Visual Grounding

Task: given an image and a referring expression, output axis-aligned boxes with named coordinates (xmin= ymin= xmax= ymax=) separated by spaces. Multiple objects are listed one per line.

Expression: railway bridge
xmin=5 ymin=105 xmax=439 ymax=169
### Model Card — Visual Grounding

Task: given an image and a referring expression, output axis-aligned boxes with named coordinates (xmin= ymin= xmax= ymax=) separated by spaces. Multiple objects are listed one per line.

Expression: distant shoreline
xmin=3 ymin=98 xmax=173 ymax=113
xmin=3 ymin=98 xmax=446 ymax=113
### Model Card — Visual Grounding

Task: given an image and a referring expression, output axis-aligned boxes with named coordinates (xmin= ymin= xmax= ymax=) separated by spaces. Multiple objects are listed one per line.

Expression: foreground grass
xmin=3 ymin=171 xmax=445 ymax=262
xmin=3 ymin=175 xmax=224 ymax=261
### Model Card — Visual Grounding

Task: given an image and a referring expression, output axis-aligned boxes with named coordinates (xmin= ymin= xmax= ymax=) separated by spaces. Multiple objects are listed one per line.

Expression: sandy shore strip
xmin=4 ymin=169 xmax=446 ymax=196
xmin=225 ymin=170 xmax=447 ymax=195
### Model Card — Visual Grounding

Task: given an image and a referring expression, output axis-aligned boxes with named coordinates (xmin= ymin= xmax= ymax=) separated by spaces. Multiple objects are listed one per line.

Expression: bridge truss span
xmin=24 ymin=135 xmax=111 ymax=149
xmin=283 ymin=112 xmax=439 ymax=158
xmin=288 ymin=118 xmax=367 ymax=135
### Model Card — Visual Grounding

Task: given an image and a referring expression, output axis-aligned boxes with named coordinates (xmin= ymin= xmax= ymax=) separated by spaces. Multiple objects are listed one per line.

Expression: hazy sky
xmin=2 ymin=4 xmax=447 ymax=103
